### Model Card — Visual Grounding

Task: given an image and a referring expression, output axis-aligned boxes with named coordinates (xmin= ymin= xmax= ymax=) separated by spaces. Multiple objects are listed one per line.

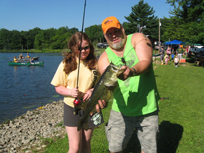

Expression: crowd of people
xmin=51 ymin=16 xmax=160 ymax=153
xmin=159 ymin=45 xmax=186 ymax=67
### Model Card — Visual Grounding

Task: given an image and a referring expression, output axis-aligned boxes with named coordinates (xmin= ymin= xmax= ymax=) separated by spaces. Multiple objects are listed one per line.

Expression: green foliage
xmin=165 ymin=0 xmax=204 ymax=44
xmin=0 ymin=26 xmax=77 ymax=51
xmin=124 ymin=0 xmax=158 ymax=41
xmin=85 ymin=25 xmax=104 ymax=43
xmin=167 ymin=0 xmax=204 ymax=22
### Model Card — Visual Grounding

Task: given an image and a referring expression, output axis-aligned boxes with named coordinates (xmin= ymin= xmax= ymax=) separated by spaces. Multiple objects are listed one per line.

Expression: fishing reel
xmin=73 ymin=98 xmax=83 ymax=115
xmin=74 ymin=99 xmax=81 ymax=106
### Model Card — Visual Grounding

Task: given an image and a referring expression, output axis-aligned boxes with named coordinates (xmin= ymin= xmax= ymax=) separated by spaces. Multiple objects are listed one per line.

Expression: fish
xmin=77 ymin=63 xmax=125 ymax=131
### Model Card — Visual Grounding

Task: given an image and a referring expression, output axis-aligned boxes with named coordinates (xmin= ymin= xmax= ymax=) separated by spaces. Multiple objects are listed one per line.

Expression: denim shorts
xmin=105 ymin=109 xmax=159 ymax=153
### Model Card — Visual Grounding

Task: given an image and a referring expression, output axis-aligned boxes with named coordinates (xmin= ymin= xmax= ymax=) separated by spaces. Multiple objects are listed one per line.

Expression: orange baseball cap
xmin=102 ymin=16 xmax=121 ymax=34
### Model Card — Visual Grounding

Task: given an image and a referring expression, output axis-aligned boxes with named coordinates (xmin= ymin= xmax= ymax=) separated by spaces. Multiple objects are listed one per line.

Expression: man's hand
xmin=95 ymin=100 xmax=106 ymax=113
xmin=117 ymin=66 xmax=132 ymax=80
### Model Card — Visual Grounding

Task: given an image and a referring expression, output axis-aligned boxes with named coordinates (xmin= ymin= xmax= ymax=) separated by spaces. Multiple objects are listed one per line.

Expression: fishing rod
xmin=73 ymin=0 xmax=87 ymax=114
xmin=76 ymin=0 xmax=86 ymax=88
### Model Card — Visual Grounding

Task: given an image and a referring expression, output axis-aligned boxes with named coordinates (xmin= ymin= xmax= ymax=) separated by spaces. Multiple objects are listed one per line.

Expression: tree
xmin=124 ymin=0 xmax=158 ymax=42
xmin=166 ymin=0 xmax=204 ymax=43
xmin=167 ymin=0 xmax=204 ymax=22
xmin=50 ymin=32 xmax=72 ymax=49
xmin=85 ymin=25 xmax=103 ymax=43
xmin=34 ymin=28 xmax=56 ymax=50
xmin=0 ymin=28 xmax=12 ymax=50
xmin=26 ymin=28 xmax=41 ymax=49
xmin=68 ymin=27 xmax=78 ymax=34
xmin=56 ymin=26 xmax=69 ymax=35
xmin=8 ymin=30 xmax=24 ymax=50
xmin=162 ymin=16 xmax=186 ymax=41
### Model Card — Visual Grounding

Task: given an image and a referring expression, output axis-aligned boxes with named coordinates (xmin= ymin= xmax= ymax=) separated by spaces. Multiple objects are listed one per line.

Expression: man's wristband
xmin=132 ymin=67 xmax=137 ymax=76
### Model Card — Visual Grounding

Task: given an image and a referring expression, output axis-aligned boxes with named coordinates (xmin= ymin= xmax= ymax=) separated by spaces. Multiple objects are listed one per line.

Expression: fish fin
xmin=83 ymin=122 xmax=89 ymax=131
xmin=77 ymin=121 xmax=89 ymax=131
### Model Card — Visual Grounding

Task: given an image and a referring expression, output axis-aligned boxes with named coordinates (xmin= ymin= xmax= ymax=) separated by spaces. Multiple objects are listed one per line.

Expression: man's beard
xmin=112 ymin=38 xmax=126 ymax=50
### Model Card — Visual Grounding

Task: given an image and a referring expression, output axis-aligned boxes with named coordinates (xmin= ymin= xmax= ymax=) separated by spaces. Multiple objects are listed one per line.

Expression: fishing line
xmin=76 ymin=0 xmax=87 ymax=89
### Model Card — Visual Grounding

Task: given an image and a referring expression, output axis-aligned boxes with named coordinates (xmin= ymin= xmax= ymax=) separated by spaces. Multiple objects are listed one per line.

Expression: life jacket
xmin=14 ymin=58 xmax=18 ymax=63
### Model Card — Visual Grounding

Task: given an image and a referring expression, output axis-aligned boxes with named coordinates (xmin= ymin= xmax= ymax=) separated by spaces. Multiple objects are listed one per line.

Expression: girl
xmin=166 ymin=46 xmax=171 ymax=61
xmin=51 ymin=32 xmax=100 ymax=153
xmin=174 ymin=55 xmax=179 ymax=67
xmin=164 ymin=54 xmax=169 ymax=65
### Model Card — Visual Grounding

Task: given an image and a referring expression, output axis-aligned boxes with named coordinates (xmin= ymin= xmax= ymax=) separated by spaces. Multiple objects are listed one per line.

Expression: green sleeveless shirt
xmin=105 ymin=34 xmax=160 ymax=116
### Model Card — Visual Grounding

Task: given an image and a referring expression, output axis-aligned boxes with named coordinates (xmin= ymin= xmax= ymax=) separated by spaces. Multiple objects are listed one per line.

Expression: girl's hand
xmin=83 ymin=88 xmax=93 ymax=102
xmin=70 ymin=87 xmax=79 ymax=98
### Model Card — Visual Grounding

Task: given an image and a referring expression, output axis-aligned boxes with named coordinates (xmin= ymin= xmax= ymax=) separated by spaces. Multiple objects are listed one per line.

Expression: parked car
xmin=194 ymin=44 xmax=203 ymax=48
xmin=190 ymin=46 xmax=204 ymax=55
xmin=97 ymin=43 xmax=109 ymax=49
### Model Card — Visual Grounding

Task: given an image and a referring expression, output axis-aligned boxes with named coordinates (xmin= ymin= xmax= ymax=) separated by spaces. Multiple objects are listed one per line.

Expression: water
xmin=0 ymin=52 xmax=64 ymax=124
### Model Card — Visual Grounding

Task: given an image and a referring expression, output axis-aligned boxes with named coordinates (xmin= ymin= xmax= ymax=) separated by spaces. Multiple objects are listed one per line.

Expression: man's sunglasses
xmin=121 ymin=57 xmax=126 ymax=65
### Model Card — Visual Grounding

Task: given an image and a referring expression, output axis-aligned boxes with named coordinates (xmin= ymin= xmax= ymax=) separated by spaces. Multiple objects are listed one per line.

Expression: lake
xmin=0 ymin=52 xmax=65 ymax=124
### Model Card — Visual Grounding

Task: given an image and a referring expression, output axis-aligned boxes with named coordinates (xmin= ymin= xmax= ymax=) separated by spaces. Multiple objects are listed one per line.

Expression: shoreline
xmin=0 ymin=100 xmax=66 ymax=153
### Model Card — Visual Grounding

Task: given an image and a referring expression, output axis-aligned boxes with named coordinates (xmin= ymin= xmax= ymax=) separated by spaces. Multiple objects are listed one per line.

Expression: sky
xmin=0 ymin=0 xmax=173 ymax=32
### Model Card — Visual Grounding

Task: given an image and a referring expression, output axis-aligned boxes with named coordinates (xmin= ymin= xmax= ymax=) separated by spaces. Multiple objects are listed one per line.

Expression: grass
xmin=41 ymin=56 xmax=204 ymax=153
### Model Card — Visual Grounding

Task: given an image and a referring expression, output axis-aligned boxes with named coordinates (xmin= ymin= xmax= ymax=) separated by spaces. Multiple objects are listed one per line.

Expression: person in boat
xmin=27 ymin=53 xmax=30 ymax=58
xmin=19 ymin=54 xmax=24 ymax=59
xmin=30 ymin=58 xmax=34 ymax=64
xmin=13 ymin=56 xmax=18 ymax=63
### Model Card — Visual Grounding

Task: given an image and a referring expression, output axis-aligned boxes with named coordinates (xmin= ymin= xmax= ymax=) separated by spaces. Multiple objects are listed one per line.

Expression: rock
xmin=0 ymin=100 xmax=65 ymax=152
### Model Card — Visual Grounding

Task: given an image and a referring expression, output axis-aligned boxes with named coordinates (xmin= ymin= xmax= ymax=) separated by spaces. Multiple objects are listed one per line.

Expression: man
xmin=19 ymin=54 xmax=23 ymax=59
xmin=98 ymin=16 xmax=160 ymax=153
xmin=176 ymin=46 xmax=184 ymax=61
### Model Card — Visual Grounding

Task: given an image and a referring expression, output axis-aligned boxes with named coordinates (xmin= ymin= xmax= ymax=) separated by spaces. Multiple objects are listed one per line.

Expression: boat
xmin=33 ymin=56 xmax=40 ymax=60
xmin=20 ymin=56 xmax=40 ymax=61
xmin=8 ymin=61 xmax=44 ymax=66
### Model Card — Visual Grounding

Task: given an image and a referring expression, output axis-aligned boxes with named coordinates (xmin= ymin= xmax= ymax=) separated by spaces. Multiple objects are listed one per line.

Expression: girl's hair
xmin=63 ymin=32 xmax=97 ymax=74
